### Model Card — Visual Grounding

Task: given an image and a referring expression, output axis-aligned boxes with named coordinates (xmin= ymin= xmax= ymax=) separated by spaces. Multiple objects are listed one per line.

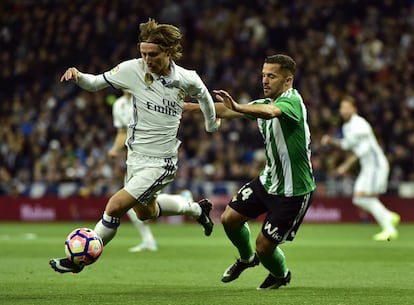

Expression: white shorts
xmin=124 ymin=153 xmax=177 ymax=205
xmin=354 ymin=163 xmax=389 ymax=195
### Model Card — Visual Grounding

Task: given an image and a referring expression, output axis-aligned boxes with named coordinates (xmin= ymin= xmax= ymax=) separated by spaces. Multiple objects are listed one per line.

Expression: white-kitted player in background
xmin=109 ymin=90 xmax=158 ymax=252
xmin=321 ymin=95 xmax=400 ymax=241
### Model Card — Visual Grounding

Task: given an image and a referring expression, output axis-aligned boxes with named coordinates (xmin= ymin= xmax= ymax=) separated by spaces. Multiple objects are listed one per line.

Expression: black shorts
xmin=229 ymin=177 xmax=313 ymax=244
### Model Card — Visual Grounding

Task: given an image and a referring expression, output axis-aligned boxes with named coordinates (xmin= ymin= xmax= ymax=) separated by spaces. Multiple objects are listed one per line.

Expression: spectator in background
xmin=321 ymin=96 xmax=400 ymax=241
xmin=1 ymin=1 xmax=414 ymax=197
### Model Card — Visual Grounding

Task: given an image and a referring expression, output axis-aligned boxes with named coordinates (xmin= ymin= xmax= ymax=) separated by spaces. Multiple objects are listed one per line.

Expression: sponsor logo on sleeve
xmin=109 ymin=65 xmax=120 ymax=75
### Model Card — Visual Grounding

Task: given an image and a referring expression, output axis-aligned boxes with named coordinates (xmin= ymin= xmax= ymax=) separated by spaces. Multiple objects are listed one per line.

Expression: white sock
xmin=94 ymin=212 xmax=120 ymax=245
xmin=157 ymin=194 xmax=201 ymax=218
xmin=353 ymin=197 xmax=395 ymax=232
xmin=126 ymin=209 xmax=156 ymax=245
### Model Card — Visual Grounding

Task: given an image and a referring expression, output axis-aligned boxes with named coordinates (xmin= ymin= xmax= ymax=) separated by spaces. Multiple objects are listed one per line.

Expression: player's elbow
xmin=261 ymin=113 xmax=276 ymax=119
xmin=204 ymin=118 xmax=221 ymax=132
xmin=205 ymin=123 xmax=219 ymax=132
xmin=259 ymin=112 xmax=277 ymax=120
xmin=270 ymin=106 xmax=283 ymax=117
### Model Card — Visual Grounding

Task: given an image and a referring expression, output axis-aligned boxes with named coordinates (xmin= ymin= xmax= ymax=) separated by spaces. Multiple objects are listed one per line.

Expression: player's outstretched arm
xmin=321 ymin=134 xmax=342 ymax=148
xmin=214 ymin=90 xmax=281 ymax=119
xmin=108 ymin=128 xmax=127 ymax=159
xmin=60 ymin=67 xmax=108 ymax=92
xmin=336 ymin=154 xmax=358 ymax=176
xmin=183 ymin=102 xmax=242 ymax=119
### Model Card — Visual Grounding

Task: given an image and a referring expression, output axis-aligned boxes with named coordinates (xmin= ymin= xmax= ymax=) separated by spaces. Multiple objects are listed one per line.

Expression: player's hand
xmin=213 ymin=90 xmax=238 ymax=111
xmin=335 ymin=165 xmax=347 ymax=176
xmin=60 ymin=67 xmax=80 ymax=82
xmin=320 ymin=134 xmax=331 ymax=146
xmin=108 ymin=148 xmax=118 ymax=159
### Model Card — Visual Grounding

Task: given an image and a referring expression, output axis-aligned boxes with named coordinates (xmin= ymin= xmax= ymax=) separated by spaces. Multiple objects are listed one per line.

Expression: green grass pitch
xmin=0 ymin=221 xmax=413 ymax=305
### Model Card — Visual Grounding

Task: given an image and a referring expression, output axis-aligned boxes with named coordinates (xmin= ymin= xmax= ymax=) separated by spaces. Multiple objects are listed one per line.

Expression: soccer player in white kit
xmin=50 ymin=19 xmax=220 ymax=273
xmin=109 ymin=90 xmax=196 ymax=252
xmin=321 ymin=96 xmax=400 ymax=241
xmin=109 ymin=90 xmax=158 ymax=252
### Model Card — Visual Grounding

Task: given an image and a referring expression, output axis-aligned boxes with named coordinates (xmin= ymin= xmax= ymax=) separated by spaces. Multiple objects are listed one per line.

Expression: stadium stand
xmin=1 ymin=0 xmax=414 ymax=199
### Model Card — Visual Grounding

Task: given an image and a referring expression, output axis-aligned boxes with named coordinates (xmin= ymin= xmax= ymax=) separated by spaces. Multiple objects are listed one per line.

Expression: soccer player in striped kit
xmin=50 ymin=19 xmax=219 ymax=273
xmin=321 ymin=96 xmax=400 ymax=241
xmin=186 ymin=54 xmax=316 ymax=289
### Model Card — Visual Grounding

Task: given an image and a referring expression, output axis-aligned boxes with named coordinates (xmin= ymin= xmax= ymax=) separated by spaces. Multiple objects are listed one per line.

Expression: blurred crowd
xmin=1 ymin=0 xmax=414 ymax=198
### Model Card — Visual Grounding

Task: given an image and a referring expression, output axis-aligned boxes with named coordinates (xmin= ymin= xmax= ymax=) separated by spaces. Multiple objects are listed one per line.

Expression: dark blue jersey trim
xmin=103 ymin=73 xmax=117 ymax=90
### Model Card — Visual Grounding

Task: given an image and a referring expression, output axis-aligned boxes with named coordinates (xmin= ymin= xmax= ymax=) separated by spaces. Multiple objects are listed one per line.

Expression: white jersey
xmin=340 ymin=114 xmax=388 ymax=170
xmin=112 ymin=94 xmax=132 ymax=129
xmin=79 ymin=58 xmax=218 ymax=158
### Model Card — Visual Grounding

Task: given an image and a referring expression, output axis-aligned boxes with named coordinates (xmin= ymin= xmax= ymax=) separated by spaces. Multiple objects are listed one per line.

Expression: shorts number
xmin=240 ymin=187 xmax=253 ymax=201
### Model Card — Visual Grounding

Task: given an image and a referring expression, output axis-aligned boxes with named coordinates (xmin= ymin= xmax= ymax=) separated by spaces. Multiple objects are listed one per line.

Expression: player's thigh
xmin=221 ymin=205 xmax=252 ymax=228
xmin=261 ymin=192 xmax=313 ymax=244
xmin=226 ymin=178 xmax=267 ymax=224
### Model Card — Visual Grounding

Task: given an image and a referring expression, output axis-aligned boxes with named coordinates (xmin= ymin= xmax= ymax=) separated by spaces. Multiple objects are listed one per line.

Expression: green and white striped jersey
xmin=248 ymin=88 xmax=316 ymax=197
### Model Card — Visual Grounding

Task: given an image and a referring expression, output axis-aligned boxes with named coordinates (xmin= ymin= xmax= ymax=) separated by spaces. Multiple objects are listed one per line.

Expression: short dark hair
xmin=265 ymin=54 xmax=296 ymax=76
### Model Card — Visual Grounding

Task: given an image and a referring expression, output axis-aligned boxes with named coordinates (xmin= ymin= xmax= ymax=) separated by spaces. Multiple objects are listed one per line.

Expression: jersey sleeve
xmin=77 ymin=73 xmax=108 ymax=91
xmin=103 ymin=60 xmax=137 ymax=90
xmin=340 ymin=119 xmax=371 ymax=155
xmin=274 ymin=97 xmax=300 ymax=122
xmin=186 ymin=72 xmax=219 ymax=132
xmin=242 ymin=97 xmax=301 ymax=122
xmin=340 ymin=130 xmax=359 ymax=150
xmin=243 ymin=99 xmax=266 ymax=120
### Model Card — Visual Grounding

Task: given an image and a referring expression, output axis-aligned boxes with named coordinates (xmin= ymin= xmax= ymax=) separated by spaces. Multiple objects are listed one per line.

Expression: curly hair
xmin=139 ymin=19 xmax=183 ymax=61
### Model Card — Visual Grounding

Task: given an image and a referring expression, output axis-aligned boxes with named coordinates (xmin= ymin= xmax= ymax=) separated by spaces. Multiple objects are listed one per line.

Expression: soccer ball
xmin=64 ymin=228 xmax=103 ymax=266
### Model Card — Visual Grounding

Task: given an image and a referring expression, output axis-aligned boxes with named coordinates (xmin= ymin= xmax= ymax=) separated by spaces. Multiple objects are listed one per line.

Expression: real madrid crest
xmin=144 ymin=73 xmax=154 ymax=86
xmin=177 ymin=89 xmax=185 ymax=102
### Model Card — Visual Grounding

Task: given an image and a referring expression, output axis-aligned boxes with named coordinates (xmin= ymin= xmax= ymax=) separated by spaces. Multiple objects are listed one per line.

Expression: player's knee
xmin=137 ymin=214 xmax=149 ymax=221
xmin=352 ymin=196 xmax=372 ymax=209
xmin=136 ymin=210 xmax=154 ymax=221
xmin=352 ymin=197 xmax=362 ymax=207
xmin=220 ymin=210 xmax=230 ymax=226
xmin=129 ymin=209 xmax=147 ymax=221
xmin=106 ymin=190 xmax=137 ymax=217
xmin=105 ymin=198 xmax=126 ymax=218
xmin=135 ymin=202 xmax=159 ymax=221
xmin=221 ymin=206 xmax=239 ymax=228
